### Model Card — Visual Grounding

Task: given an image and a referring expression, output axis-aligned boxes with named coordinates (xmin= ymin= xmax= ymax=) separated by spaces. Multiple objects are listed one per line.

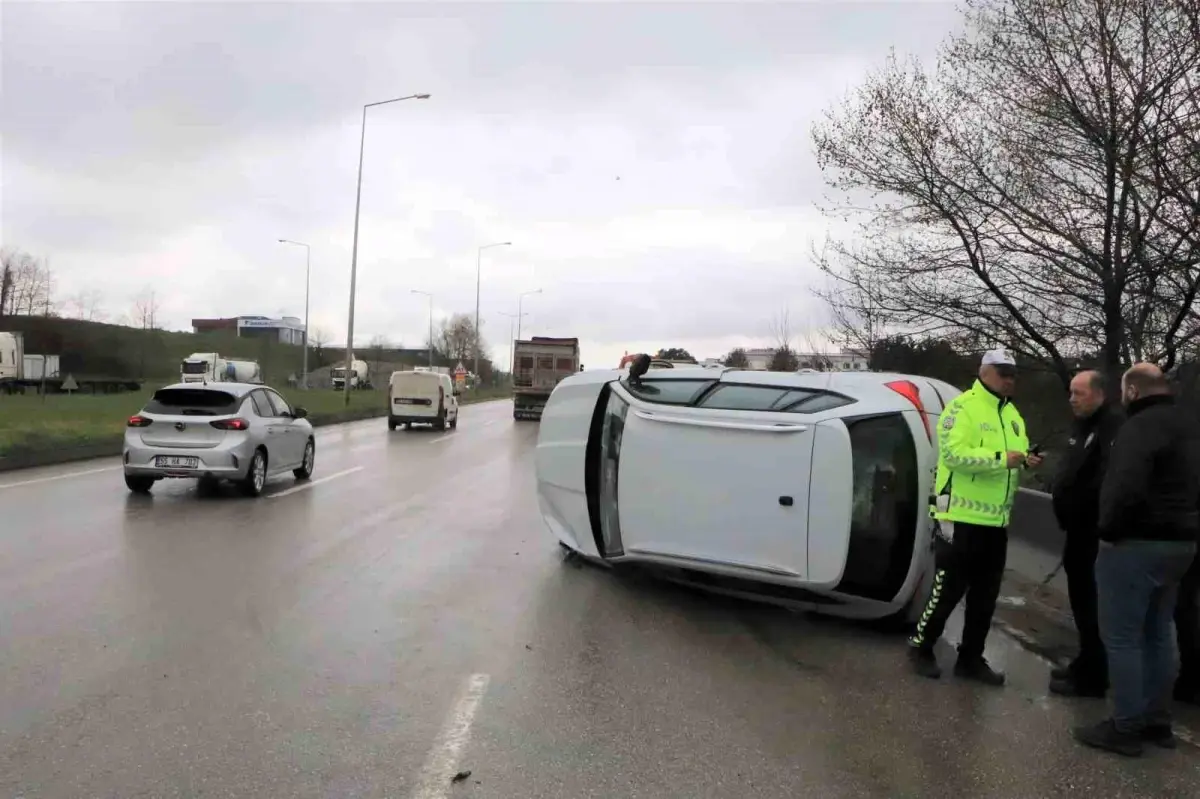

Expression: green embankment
xmin=0 ymin=386 xmax=513 ymax=456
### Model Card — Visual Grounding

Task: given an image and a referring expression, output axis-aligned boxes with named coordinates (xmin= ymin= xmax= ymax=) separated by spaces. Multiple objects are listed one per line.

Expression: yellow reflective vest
xmin=932 ymin=380 xmax=1030 ymax=528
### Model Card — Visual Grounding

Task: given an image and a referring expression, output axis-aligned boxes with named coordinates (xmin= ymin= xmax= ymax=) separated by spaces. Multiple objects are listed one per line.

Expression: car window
xmin=622 ymin=378 xmax=714 ymax=405
xmin=837 ymin=413 xmax=920 ymax=601
xmin=143 ymin=388 xmax=240 ymax=416
xmin=249 ymin=391 xmax=272 ymax=417
xmin=264 ymin=390 xmax=292 ymax=417
xmin=696 ymin=384 xmax=855 ymax=414
xmin=783 ymin=392 xmax=855 ymax=413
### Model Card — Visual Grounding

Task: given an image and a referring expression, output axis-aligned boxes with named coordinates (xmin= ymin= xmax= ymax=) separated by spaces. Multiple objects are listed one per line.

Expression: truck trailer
xmin=512 ymin=336 xmax=580 ymax=421
xmin=0 ymin=331 xmax=142 ymax=394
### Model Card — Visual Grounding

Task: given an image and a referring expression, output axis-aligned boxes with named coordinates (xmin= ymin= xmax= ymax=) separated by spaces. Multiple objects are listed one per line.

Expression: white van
xmin=388 ymin=370 xmax=459 ymax=431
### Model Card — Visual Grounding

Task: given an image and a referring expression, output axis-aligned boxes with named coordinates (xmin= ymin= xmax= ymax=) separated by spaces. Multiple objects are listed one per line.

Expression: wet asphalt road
xmin=1 ymin=399 xmax=1195 ymax=798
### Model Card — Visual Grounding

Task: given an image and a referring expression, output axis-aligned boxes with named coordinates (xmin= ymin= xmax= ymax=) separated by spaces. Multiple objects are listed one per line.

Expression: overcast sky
xmin=3 ymin=1 xmax=959 ymax=369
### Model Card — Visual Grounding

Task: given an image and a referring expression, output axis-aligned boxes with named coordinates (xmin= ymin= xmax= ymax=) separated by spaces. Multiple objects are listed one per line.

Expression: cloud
xmin=2 ymin=1 xmax=960 ymax=371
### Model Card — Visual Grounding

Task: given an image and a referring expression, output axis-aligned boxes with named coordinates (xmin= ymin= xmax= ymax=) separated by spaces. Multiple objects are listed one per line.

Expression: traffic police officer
xmin=908 ymin=349 xmax=1042 ymax=684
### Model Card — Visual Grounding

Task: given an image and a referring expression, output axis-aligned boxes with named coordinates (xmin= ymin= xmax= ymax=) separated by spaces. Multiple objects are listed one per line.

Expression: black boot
xmin=954 ymin=656 xmax=1005 ymax=686
xmin=1073 ymin=719 xmax=1144 ymax=757
xmin=909 ymin=647 xmax=942 ymax=680
xmin=1142 ymin=724 xmax=1177 ymax=750
xmin=1049 ymin=674 xmax=1107 ymax=698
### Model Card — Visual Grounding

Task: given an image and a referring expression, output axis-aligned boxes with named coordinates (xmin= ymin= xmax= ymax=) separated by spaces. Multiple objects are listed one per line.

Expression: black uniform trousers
xmin=911 ymin=521 xmax=1008 ymax=662
xmin=1177 ymin=550 xmax=1200 ymax=695
xmin=1062 ymin=529 xmax=1108 ymax=688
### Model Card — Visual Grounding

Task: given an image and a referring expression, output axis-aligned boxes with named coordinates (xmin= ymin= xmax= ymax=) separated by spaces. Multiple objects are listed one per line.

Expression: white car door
xmin=610 ymin=378 xmax=822 ymax=581
xmin=263 ymin=389 xmax=303 ymax=468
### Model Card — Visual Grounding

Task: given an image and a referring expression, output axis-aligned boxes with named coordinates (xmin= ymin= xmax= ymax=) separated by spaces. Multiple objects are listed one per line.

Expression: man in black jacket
xmin=1074 ymin=364 xmax=1200 ymax=757
xmin=1050 ymin=370 xmax=1123 ymax=698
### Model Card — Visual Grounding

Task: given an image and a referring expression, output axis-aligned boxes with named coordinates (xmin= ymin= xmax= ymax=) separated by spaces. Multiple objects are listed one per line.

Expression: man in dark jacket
xmin=1074 ymin=364 xmax=1200 ymax=757
xmin=1050 ymin=370 xmax=1123 ymax=697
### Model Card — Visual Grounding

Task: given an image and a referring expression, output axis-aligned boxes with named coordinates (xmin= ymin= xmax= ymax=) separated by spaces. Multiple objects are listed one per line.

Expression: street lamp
xmin=343 ymin=92 xmax=431 ymax=405
xmin=517 ymin=288 xmax=542 ymax=341
xmin=498 ymin=310 xmax=526 ymax=374
xmin=411 ymin=289 xmax=434 ymax=368
xmin=277 ymin=239 xmax=311 ymax=389
xmin=473 ymin=241 xmax=512 ymax=384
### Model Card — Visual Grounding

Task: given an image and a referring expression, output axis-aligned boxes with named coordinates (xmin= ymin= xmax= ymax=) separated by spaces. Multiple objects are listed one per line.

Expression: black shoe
xmin=954 ymin=658 xmax=1006 ymax=687
xmin=1073 ymin=719 xmax=1144 ymax=757
xmin=1049 ymin=676 xmax=1107 ymax=698
xmin=909 ymin=648 xmax=941 ymax=680
xmin=1142 ymin=724 xmax=1178 ymax=750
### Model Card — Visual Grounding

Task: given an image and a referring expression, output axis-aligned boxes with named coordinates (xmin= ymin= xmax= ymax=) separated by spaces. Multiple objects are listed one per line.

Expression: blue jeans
xmin=1096 ymin=540 xmax=1197 ymax=732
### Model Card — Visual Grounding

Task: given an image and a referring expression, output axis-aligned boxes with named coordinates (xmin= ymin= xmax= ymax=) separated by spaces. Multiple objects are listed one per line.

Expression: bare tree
xmin=811 ymin=0 xmax=1200 ymax=388
xmin=131 ymin=288 xmax=161 ymax=330
xmin=1 ymin=248 xmax=54 ymax=316
xmin=65 ymin=289 xmax=106 ymax=322
xmin=768 ymin=307 xmax=793 ymax=352
xmin=435 ymin=313 xmax=486 ymax=365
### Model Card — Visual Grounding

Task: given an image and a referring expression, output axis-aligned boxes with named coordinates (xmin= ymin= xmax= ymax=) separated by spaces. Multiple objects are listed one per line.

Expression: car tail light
xmin=886 ymin=380 xmax=932 ymax=441
xmin=210 ymin=418 xmax=250 ymax=431
xmin=127 ymin=415 xmax=153 ymax=428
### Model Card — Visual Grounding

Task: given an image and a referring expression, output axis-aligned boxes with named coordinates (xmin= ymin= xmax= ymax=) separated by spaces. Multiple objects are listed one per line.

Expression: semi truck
xmin=331 ymin=358 xmax=371 ymax=390
xmin=0 ymin=331 xmax=142 ymax=394
xmin=512 ymin=336 xmax=580 ymax=421
xmin=180 ymin=353 xmax=264 ymax=384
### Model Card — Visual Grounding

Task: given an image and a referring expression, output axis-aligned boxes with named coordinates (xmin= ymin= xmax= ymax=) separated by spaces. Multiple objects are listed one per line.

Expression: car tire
xmin=436 ymin=414 xmax=447 ymax=431
xmin=240 ymin=449 xmax=268 ymax=497
xmin=124 ymin=474 xmax=155 ymax=494
xmin=450 ymin=414 xmax=458 ymax=430
xmin=388 ymin=418 xmax=397 ymax=431
xmin=404 ymin=422 xmax=412 ymax=430
xmin=293 ymin=438 xmax=315 ymax=480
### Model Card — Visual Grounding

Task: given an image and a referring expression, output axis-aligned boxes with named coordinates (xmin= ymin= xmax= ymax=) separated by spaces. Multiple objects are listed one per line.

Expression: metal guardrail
xmin=1011 ymin=487 xmax=1063 ymax=556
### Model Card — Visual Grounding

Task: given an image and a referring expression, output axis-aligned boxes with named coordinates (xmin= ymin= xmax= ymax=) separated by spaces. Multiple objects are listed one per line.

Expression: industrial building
xmin=191 ymin=315 xmax=306 ymax=345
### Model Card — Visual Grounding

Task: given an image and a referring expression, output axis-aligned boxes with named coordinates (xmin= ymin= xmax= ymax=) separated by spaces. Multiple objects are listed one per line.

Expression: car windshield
xmin=143 ymin=388 xmax=240 ymax=416
xmin=180 ymin=361 xmax=209 ymax=374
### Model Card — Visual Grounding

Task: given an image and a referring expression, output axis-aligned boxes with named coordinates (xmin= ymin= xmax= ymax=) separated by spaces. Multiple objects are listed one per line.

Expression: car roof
xmin=567 ymin=367 xmax=957 ymax=414
xmin=155 ymin=382 xmax=263 ymax=397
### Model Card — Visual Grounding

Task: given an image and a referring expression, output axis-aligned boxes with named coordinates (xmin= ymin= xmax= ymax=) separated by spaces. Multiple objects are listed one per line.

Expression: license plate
xmin=155 ymin=456 xmax=198 ymax=469
xmin=394 ymin=398 xmax=428 ymax=405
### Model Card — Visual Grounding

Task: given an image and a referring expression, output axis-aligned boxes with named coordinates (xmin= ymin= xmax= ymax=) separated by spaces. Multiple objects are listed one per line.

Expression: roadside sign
xmin=453 ymin=362 xmax=466 ymax=375
xmin=62 ymin=374 xmax=78 ymax=394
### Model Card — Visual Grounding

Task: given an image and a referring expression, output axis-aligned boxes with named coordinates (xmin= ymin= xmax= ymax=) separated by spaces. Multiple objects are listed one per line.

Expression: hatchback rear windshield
xmin=143 ymin=388 xmax=241 ymax=416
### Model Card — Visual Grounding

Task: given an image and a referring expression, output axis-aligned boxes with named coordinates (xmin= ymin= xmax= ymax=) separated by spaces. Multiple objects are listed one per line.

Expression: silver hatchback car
xmin=123 ymin=382 xmax=316 ymax=496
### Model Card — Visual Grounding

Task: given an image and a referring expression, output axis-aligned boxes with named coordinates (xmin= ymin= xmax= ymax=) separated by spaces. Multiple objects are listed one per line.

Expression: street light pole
xmin=278 ymin=239 xmax=311 ymax=389
xmin=343 ymin=92 xmax=430 ymax=405
xmin=473 ymin=241 xmax=511 ymax=385
xmin=517 ymin=288 xmax=542 ymax=342
xmin=498 ymin=310 xmax=525 ymax=374
xmin=411 ymin=289 xmax=433 ymax=368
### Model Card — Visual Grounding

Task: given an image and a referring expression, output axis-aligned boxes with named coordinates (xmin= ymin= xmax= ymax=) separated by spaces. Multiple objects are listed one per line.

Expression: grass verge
xmin=0 ymin=385 xmax=513 ymax=460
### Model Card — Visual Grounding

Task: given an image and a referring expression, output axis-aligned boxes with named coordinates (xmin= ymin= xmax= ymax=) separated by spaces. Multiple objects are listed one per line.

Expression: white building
xmin=741 ymin=347 xmax=869 ymax=372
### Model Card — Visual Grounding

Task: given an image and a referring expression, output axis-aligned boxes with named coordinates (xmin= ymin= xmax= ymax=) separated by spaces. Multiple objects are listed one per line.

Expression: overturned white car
xmin=535 ymin=358 xmax=963 ymax=625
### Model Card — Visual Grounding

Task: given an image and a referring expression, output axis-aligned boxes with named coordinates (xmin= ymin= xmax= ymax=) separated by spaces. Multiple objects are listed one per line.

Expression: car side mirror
xmin=292 ymin=407 xmax=308 ymax=419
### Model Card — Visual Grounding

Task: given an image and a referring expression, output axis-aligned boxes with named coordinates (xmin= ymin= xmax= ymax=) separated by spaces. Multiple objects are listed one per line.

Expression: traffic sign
xmin=454 ymin=363 xmax=466 ymax=376
xmin=61 ymin=374 xmax=79 ymax=393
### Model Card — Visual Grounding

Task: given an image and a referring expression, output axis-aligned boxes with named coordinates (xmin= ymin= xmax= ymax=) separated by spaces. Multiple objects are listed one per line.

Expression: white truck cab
xmin=388 ymin=370 xmax=459 ymax=431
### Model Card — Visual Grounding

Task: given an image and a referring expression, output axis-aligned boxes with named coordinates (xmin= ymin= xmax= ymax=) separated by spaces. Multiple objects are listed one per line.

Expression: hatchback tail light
xmin=210 ymin=418 xmax=250 ymax=431
xmin=127 ymin=415 xmax=153 ymax=428
xmin=885 ymin=380 xmax=932 ymax=441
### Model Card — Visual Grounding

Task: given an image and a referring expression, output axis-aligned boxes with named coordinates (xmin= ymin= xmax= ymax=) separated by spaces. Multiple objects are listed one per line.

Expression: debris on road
xmin=452 ymin=769 xmax=472 ymax=783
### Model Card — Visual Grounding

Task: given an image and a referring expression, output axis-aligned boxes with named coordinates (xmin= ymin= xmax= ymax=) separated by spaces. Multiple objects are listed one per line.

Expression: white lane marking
xmin=267 ymin=466 xmax=364 ymax=498
xmin=426 ymin=434 xmax=455 ymax=445
xmin=411 ymin=673 xmax=491 ymax=799
xmin=0 ymin=465 xmax=120 ymax=490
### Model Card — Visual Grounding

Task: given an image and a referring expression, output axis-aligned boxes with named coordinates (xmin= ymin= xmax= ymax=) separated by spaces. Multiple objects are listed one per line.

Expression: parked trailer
xmin=0 ymin=331 xmax=142 ymax=394
xmin=512 ymin=336 xmax=580 ymax=421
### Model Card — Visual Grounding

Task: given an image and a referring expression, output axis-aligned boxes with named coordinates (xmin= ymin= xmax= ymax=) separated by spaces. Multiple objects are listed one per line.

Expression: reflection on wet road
xmin=1 ymin=399 xmax=1195 ymax=797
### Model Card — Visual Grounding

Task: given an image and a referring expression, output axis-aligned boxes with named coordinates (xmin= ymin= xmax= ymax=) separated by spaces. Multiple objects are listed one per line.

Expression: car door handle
xmin=632 ymin=409 xmax=808 ymax=433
